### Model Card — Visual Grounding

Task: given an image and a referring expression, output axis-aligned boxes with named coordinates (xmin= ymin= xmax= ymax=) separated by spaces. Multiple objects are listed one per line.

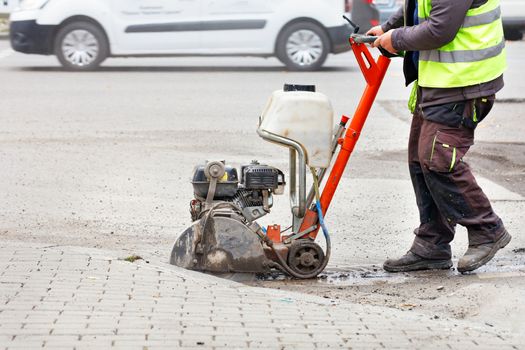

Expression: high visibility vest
xmin=417 ymin=0 xmax=507 ymax=88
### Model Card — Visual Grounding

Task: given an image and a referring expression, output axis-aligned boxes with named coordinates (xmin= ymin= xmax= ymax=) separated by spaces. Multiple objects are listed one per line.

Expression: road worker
xmin=367 ymin=0 xmax=512 ymax=272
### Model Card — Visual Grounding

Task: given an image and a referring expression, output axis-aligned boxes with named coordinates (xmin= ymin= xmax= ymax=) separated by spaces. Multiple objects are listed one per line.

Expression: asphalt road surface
xmin=0 ymin=39 xmax=524 ymax=334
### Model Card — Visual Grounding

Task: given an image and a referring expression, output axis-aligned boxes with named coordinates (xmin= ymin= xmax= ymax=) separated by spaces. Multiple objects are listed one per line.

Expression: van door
xmin=111 ymin=0 xmax=202 ymax=54
xmin=199 ymin=0 xmax=276 ymax=53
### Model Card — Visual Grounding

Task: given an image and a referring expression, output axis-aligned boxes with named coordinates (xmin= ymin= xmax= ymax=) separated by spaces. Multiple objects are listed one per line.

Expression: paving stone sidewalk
xmin=0 ymin=241 xmax=521 ymax=350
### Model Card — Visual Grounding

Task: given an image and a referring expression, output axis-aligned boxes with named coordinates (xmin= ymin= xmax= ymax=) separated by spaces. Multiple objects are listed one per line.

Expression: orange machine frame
xmin=298 ymin=38 xmax=392 ymax=238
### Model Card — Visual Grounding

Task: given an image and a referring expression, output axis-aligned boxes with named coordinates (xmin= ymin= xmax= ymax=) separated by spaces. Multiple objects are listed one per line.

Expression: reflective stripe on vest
xmin=417 ymin=0 xmax=507 ymax=88
xmin=418 ymin=6 xmax=502 ymax=28
xmin=420 ymin=39 xmax=505 ymax=63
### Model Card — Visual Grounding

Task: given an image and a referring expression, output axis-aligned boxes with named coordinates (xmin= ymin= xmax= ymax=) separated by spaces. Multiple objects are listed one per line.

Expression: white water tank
xmin=259 ymin=90 xmax=334 ymax=168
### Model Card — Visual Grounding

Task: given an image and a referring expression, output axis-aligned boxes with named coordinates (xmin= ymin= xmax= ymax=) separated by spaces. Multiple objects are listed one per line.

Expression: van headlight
xmin=19 ymin=0 xmax=50 ymax=10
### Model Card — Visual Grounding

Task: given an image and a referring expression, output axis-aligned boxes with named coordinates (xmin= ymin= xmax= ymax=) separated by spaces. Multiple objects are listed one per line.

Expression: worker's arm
xmin=382 ymin=7 xmax=404 ymax=32
xmin=391 ymin=0 xmax=474 ymax=51
xmin=367 ymin=7 xmax=404 ymax=37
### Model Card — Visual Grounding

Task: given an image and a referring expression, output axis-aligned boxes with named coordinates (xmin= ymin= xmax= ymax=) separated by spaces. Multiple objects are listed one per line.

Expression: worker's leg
xmin=417 ymin=98 xmax=511 ymax=272
xmin=409 ymin=111 xmax=456 ymax=260
xmin=383 ymin=111 xmax=453 ymax=272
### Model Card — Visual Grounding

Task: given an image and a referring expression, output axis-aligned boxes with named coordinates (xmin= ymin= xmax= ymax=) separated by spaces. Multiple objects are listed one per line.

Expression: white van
xmin=9 ymin=0 xmax=354 ymax=71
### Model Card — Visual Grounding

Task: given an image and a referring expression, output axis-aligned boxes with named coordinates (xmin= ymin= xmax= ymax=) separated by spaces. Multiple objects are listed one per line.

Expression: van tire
xmin=55 ymin=21 xmax=109 ymax=70
xmin=276 ymin=22 xmax=330 ymax=71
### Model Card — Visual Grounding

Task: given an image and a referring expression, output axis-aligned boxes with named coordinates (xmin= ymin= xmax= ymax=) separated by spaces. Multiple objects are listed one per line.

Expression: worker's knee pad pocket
xmin=422 ymin=130 xmax=470 ymax=173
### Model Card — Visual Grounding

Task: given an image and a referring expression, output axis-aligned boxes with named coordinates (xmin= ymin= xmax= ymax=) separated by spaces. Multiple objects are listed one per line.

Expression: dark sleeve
xmin=381 ymin=7 xmax=404 ymax=32
xmin=391 ymin=0 xmax=473 ymax=51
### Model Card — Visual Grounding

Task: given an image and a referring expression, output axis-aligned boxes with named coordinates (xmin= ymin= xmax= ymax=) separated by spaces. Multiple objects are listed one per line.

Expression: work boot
xmin=383 ymin=251 xmax=452 ymax=273
xmin=458 ymin=230 xmax=512 ymax=273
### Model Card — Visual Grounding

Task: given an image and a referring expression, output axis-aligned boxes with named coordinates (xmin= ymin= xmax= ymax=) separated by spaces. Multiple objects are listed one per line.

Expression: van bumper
xmin=327 ymin=24 xmax=353 ymax=54
xmin=10 ymin=20 xmax=56 ymax=55
xmin=503 ymin=17 xmax=525 ymax=30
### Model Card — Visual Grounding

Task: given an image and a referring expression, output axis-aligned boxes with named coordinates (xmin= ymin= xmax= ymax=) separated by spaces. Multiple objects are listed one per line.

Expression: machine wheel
xmin=55 ymin=21 xmax=109 ymax=70
xmin=276 ymin=22 xmax=330 ymax=71
xmin=287 ymin=240 xmax=325 ymax=277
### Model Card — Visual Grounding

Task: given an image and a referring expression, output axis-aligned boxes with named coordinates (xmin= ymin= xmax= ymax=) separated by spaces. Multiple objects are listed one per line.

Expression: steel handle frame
xmin=256 ymin=128 xmax=307 ymax=232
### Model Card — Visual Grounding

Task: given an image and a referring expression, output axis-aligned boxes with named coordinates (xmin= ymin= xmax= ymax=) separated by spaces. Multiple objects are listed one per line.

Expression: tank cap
xmin=283 ymin=84 xmax=316 ymax=92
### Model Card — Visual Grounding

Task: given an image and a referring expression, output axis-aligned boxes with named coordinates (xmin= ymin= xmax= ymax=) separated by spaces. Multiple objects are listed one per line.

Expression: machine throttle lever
xmin=343 ymin=15 xmax=360 ymax=34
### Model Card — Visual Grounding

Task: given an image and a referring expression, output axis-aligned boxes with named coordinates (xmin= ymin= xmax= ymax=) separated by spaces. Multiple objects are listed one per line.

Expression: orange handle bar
xmin=299 ymin=38 xmax=391 ymax=238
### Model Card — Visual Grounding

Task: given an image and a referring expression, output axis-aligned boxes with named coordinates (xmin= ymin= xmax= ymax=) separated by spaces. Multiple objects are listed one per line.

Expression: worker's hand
xmin=366 ymin=25 xmax=384 ymax=37
xmin=373 ymin=30 xmax=397 ymax=54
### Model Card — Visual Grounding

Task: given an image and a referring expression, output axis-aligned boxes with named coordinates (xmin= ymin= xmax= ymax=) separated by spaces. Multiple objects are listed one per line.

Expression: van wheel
xmin=55 ymin=21 xmax=109 ymax=70
xmin=276 ymin=22 xmax=330 ymax=71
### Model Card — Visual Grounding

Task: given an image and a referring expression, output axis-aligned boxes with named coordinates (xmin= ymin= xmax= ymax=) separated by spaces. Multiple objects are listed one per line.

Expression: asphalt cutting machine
xmin=170 ymin=27 xmax=393 ymax=279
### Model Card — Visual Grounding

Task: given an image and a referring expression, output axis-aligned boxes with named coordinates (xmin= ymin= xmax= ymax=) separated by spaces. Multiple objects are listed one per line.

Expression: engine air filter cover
xmin=241 ymin=164 xmax=283 ymax=190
